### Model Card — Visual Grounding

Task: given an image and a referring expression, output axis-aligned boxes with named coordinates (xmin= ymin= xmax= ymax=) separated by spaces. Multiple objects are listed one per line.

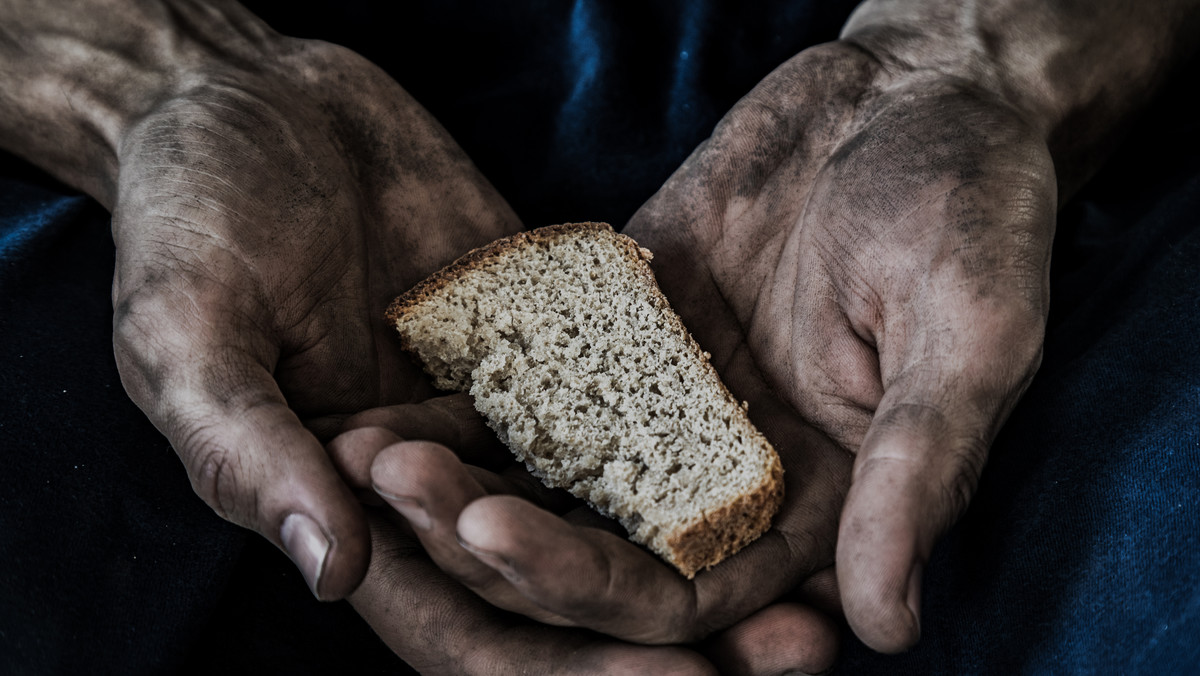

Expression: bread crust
xmin=386 ymin=223 xmax=619 ymax=337
xmin=387 ymin=222 xmax=785 ymax=576
xmin=666 ymin=455 xmax=784 ymax=578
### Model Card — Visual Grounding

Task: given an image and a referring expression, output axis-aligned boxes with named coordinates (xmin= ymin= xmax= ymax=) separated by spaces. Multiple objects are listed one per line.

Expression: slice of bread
xmin=386 ymin=222 xmax=783 ymax=577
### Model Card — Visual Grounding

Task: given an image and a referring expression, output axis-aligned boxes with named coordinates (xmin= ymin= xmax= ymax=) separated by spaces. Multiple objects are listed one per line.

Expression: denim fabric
xmin=1 ymin=2 xmax=1197 ymax=673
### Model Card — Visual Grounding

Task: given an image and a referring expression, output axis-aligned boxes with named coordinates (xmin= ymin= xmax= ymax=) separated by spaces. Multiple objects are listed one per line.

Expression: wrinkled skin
xmin=5 ymin=0 xmax=1189 ymax=669
xmin=332 ymin=416 xmax=837 ymax=675
xmin=626 ymin=41 xmax=1053 ymax=651
xmin=108 ymin=34 xmax=836 ymax=674
xmin=108 ymin=38 xmax=525 ymax=599
xmin=347 ymin=39 xmax=1054 ymax=657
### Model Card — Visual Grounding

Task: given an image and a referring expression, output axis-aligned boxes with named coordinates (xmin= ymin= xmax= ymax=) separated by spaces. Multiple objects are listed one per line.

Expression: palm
xmin=627 ymin=41 xmax=1054 ymax=650
xmin=107 ymin=39 xmax=522 ymax=599
xmin=110 ymin=41 xmax=521 ymax=439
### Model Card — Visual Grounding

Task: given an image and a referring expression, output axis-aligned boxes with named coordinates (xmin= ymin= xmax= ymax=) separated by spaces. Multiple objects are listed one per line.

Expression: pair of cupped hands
xmin=109 ymin=28 xmax=1053 ymax=675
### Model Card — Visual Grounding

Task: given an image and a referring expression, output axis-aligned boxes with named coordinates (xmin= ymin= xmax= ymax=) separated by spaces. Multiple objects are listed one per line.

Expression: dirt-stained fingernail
xmin=456 ymin=533 xmax=523 ymax=583
xmin=374 ymin=487 xmax=432 ymax=531
xmin=281 ymin=513 xmax=330 ymax=600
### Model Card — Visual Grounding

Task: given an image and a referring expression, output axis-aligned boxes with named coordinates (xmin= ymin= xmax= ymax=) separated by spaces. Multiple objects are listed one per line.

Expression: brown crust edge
xmin=386 ymin=222 xmax=616 ymax=334
xmin=385 ymin=222 xmax=786 ymax=577
xmin=604 ymin=224 xmax=787 ymax=577
xmin=665 ymin=454 xmax=785 ymax=578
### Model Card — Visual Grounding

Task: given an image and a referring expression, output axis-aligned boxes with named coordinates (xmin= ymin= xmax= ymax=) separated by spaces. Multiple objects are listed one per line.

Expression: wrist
xmin=841 ymin=0 xmax=1200 ymax=197
xmin=0 ymin=1 xmax=286 ymax=207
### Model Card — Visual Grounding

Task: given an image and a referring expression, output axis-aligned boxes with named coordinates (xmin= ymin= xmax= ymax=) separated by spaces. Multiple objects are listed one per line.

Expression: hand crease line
xmin=275 ymin=231 xmax=353 ymax=338
xmin=155 ymin=164 xmax=250 ymax=197
xmin=146 ymin=214 xmax=237 ymax=251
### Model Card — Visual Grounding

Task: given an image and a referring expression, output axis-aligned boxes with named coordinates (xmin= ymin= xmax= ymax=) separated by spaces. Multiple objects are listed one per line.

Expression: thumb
xmin=114 ymin=305 xmax=368 ymax=600
xmin=837 ymin=311 xmax=1042 ymax=653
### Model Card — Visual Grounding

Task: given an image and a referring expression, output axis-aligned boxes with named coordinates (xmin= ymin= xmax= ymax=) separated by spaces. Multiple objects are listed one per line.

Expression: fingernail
xmin=906 ymin=561 xmax=924 ymax=640
xmin=280 ymin=513 xmax=330 ymax=600
xmin=456 ymin=533 xmax=522 ymax=583
xmin=373 ymin=486 xmax=432 ymax=531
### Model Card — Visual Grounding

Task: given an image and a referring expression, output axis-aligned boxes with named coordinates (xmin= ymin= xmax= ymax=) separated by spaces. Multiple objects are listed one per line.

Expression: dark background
xmin=1 ymin=1 xmax=1197 ymax=673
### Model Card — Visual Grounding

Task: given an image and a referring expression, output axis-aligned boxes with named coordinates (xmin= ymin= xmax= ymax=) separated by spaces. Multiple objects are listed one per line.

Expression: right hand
xmin=107 ymin=14 xmax=521 ymax=601
xmin=352 ymin=508 xmax=719 ymax=675
xmin=330 ymin=409 xmax=840 ymax=676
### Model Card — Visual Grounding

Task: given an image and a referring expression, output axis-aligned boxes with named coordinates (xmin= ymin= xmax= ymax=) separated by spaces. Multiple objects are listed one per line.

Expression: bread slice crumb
xmin=387 ymin=222 xmax=783 ymax=577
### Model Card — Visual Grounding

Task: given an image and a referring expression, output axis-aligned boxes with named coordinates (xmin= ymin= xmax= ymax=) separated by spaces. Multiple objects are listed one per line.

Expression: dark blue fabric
xmin=1 ymin=2 xmax=1197 ymax=673
xmin=247 ymin=0 xmax=861 ymax=228
xmin=0 ymin=170 xmax=406 ymax=674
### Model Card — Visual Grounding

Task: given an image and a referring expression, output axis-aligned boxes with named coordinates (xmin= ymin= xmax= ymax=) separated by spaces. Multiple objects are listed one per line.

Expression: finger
xmin=466 ymin=463 xmax=585 ymax=515
xmin=114 ymin=302 xmax=368 ymax=600
xmin=359 ymin=433 xmax=574 ymax=515
xmin=341 ymin=397 xmax=574 ymax=511
xmin=456 ymin=494 xmax=703 ymax=644
xmin=370 ymin=441 xmax=571 ymax=625
xmin=326 ymin=426 xmax=402 ymax=505
xmin=327 ymin=421 xmax=572 ymax=528
xmin=331 ymin=392 xmax=531 ymax=498
xmin=450 ymin=344 xmax=853 ymax=644
xmin=351 ymin=513 xmax=718 ymax=676
xmin=837 ymin=305 xmax=1043 ymax=652
xmin=793 ymin=567 xmax=843 ymax=619
xmin=342 ymin=394 xmax=510 ymax=469
xmin=703 ymin=602 xmax=840 ymax=676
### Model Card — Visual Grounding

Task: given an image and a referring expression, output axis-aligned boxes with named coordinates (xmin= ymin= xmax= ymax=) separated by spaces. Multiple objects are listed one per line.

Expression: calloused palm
xmin=625 ymin=41 xmax=1052 ymax=652
xmin=109 ymin=35 xmax=521 ymax=598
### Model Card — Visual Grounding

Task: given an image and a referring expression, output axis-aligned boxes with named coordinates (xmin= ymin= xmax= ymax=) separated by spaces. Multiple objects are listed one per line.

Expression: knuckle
xmin=866 ymin=401 xmax=991 ymax=525
xmin=197 ymin=352 xmax=275 ymax=414
xmin=724 ymin=97 xmax=793 ymax=142
xmin=1012 ymin=331 xmax=1045 ymax=382
xmin=872 ymin=401 xmax=948 ymax=438
xmin=663 ymin=586 xmax=702 ymax=644
xmin=181 ymin=425 xmax=246 ymax=523
xmin=112 ymin=272 xmax=235 ymax=404
xmin=559 ymin=542 xmax=627 ymax=624
xmin=1016 ymin=339 xmax=1045 ymax=392
xmin=112 ymin=287 xmax=174 ymax=389
xmin=778 ymin=520 xmax=837 ymax=573
xmin=937 ymin=433 xmax=989 ymax=524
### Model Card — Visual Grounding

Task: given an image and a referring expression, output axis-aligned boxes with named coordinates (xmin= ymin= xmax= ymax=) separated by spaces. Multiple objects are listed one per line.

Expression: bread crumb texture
xmin=387 ymin=223 xmax=783 ymax=577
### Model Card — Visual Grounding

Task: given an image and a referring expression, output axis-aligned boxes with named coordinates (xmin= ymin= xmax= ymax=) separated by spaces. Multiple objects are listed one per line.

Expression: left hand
xmin=625 ymin=38 xmax=1053 ymax=652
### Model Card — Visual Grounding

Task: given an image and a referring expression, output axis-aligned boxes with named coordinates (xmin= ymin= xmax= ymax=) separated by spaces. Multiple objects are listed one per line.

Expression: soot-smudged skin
xmin=0 ymin=0 xmax=524 ymax=604
xmin=628 ymin=42 xmax=1053 ymax=594
xmin=623 ymin=0 xmax=1200 ymax=654
xmin=4 ymin=0 xmax=1198 ymax=667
